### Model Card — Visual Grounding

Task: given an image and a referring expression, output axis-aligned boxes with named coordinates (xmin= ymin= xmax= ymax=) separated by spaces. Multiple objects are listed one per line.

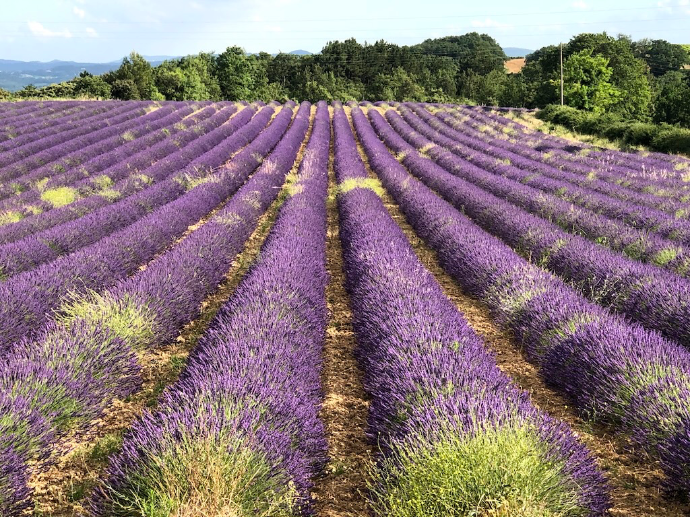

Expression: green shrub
xmin=652 ymin=127 xmax=690 ymax=154
xmin=537 ymin=105 xmax=690 ymax=155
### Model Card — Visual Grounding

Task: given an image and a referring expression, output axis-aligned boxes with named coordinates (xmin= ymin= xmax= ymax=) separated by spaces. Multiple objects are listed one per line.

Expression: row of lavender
xmin=401 ymin=105 xmax=690 ymax=245
xmin=417 ymin=101 xmax=690 ymax=188
xmin=0 ymin=104 xmax=240 ymax=245
xmin=0 ymin=103 xmax=220 ymax=225
xmin=440 ymin=106 xmax=690 ymax=213
xmin=0 ymin=103 xmax=293 ymax=350
xmin=405 ymin=104 xmax=690 ymax=242
xmin=357 ymin=104 xmax=690 ymax=496
xmin=42 ymin=101 xmax=610 ymax=516
xmin=0 ymin=102 xmax=306 ymax=515
xmin=457 ymin=105 xmax=690 ymax=187
xmin=0 ymin=102 xmax=126 ymax=150
xmin=0 ymin=103 xmax=118 ymax=147
xmin=334 ymin=105 xmax=609 ymax=515
xmin=0 ymin=104 xmax=255 ymax=278
xmin=382 ymin=106 xmax=690 ymax=348
xmin=394 ymin=112 xmax=690 ymax=277
xmin=0 ymin=102 xmax=198 ymax=209
xmin=0 ymin=102 xmax=153 ymax=183
xmin=90 ymin=101 xmax=329 ymax=516
xmin=394 ymin=109 xmax=690 ymax=276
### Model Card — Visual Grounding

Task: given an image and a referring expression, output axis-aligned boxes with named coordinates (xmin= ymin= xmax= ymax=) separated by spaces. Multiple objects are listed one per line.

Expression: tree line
xmin=1 ymin=32 xmax=688 ymax=127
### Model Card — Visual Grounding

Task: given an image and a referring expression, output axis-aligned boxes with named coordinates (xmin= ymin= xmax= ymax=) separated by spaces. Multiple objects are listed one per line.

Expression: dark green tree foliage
xmin=215 ymin=46 xmax=256 ymax=100
xmin=103 ymin=52 xmax=162 ymax=100
xmin=653 ymin=71 xmax=690 ymax=126
xmin=371 ymin=67 xmax=425 ymax=101
xmin=73 ymin=71 xmax=112 ymax=98
xmin=109 ymin=79 xmax=140 ymax=100
xmin=521 ymin=34 xmax=652 ymax=119
xmin=414 ymin=33 xmax=507 ymax=75
xmin=633 ymin=39 xmax=690 ymax=77
xmin=521 ymin=45 xmax=560 ymax=107
xmin=498 ymin=74 xmax=527 ymax=108
xmin=568 ymin=34 xmax=650 ymax=119
xmin=153 ymin=53 xmax=221 ymax=100
xmin=16 ymin=84 xmax=40 ymax=98
xmin=250 ymin=52 xmax=288 ymax=102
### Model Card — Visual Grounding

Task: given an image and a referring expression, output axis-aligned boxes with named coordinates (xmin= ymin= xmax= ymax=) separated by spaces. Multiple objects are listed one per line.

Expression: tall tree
xmin=103 ymin=52 xmax=162 ymax=100
xmin=633 ymin=39 xmax=690 ymax=77
xmin=653 ymin=71 xmax=690 ymax=126
xmin=559 ymin=49 xmax=620 ymax=113
xmin=215 ymin=46 xmax=256 ymax=100
xmin=414 ymin=33 xmax=507 ymax=76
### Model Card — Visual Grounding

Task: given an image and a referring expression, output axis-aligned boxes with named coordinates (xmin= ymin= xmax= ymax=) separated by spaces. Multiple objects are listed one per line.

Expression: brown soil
xmin=505 ymin=58 xmax=526 ymax=74
xmin=351 ymin=107 xmax=690 ymax=517
xmin=311 ymin=106 xmax=373 ymax=517
xmin=28 ymin=104 xmax=308 ymax=517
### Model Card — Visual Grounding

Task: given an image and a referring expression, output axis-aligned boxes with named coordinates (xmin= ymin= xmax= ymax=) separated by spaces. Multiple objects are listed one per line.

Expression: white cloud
xmin=73 ymin=6 xmax=86 ymax=18
xmin=572 ymin=1 xmax=589 ymax=9
xmin=189 ymin=1 xmax=203 ymax=9
xmin=27 ymin=21 xmax=73 ymax=38
xmin=85 ymin=27 xmax=98 ymax=37
xmin=657 ymin=0 xmax=690 ymax=14
xmin=471 ymin=18 xmax=511 ymax=29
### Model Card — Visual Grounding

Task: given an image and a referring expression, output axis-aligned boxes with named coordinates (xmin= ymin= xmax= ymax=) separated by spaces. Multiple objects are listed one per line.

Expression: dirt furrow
xmin=312 ymin=107 xmax=372 ymax=517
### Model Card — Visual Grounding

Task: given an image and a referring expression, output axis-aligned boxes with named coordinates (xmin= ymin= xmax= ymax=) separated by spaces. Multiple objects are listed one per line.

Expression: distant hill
xmin=0 ymin=50 xmax=316 ymax=92
xmin=0 ymin=57 xmax=171 ymax=92
xmin=503 ymin=47 xmax=533 ymax=58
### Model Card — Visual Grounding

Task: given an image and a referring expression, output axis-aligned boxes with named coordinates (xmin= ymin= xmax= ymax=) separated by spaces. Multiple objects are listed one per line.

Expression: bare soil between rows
xmin=311 ymin=109 xmax=373 ymax=517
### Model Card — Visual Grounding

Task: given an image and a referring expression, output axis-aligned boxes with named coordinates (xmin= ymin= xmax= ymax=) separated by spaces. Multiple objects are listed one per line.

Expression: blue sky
xmin=1 ymin=0 xmax=689 ymax=62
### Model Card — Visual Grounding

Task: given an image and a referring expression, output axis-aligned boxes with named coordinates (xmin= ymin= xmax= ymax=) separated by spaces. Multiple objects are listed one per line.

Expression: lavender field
xmin=1 ymin=99 xmax=689 ymax=516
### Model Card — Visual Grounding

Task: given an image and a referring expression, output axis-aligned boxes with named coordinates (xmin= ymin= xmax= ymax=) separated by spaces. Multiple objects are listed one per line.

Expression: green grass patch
xmin=35 ymin=177 xmax=50 ymax=191
xmin=103 ymin=432 xmax=298 ymax=517
xmin=146 ymin=355 xmax=186 ymax=408
xmin=41 ymin=186 xmax=78 ymax=207
xmin=653 ymin=247 xmax=680 ymax=267
xmin=371 ymin=424 xmax=590 ymax=517
xmin=338 ymin=177 xmax=385 ymax=197
xmin=10 ymin=182 xmax=27 ymax=194
xmin=99 ymin=189 xmax=122 ymax=202
xmin=93 ymin=174 xmax=113 ymax=189
xmin=121 ymin=131 xmax=136 ymax=141
xmin=87 ymin=432 xmax=125 ymax=465
xmin=0 ymin=210 xmax=24 ymax=226
xmin=58 ymin=291 xmax=157 ymax=350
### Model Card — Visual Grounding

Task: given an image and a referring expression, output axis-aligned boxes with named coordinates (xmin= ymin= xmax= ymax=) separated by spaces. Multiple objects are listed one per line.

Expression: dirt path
xmin=350 ymin=107 xmax=690 ymax=517
xmin=311 ymin=107 xmax=373 ymax=517
xmin=29 ymin=105 xmax=312 ymax=517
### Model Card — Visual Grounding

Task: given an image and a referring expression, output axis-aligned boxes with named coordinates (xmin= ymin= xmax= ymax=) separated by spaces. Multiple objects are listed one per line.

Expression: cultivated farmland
xmin=1 ymin=99 xmax=689 ymax=516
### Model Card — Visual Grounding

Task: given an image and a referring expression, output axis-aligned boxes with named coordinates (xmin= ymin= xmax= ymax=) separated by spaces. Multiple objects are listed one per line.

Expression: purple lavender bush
xmin=336 ymin=103 xmax=609 ymax=516
xmin=90 ymin=101 xmax=327 ymax=516
xmin=361 ymin=105 xmax=690 ymax=497
xmin=0 ymin=102 xmax=310 ymax=515
xmin=383 ymin=107 xmax=690 ymax=349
